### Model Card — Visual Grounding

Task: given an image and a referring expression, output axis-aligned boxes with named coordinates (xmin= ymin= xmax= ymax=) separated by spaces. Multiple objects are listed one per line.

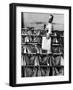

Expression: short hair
xmin=48 ymin=14 xmax=53 ymax=23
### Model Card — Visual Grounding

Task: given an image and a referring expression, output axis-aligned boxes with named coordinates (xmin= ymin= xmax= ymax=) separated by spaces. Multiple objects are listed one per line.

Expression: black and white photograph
xmin=10 ymin=3 xmax=71 ymax=86
xmin=21 ymin=12 xmax=64 ymax=77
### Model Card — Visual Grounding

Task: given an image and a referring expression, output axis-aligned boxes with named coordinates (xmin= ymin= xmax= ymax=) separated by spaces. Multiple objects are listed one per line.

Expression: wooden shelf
xmin=52 ymin=30 xmax=64 ymax=32
xmin=22 ymin=28 xmax=44 ymax=31
xmin=51 ymin=35 xmax=64 ymax=38
xmin=51 ymin=43 xmax=62 ymax=46
xmin=21 ymin=34 xmax=64 ymax=38
xmin=21 ymin=28 xmax=64 ymax=32
xmin=52 ymin=53 xmax=63 ymax=55
xmin=21 ymin=34 xmax=45 ymax=37
xmin=22 ymin=53 xmax=63 ymax=56
xmin=22 ymin=65 xmax=64 ymax=68
xmin=51 ymin=43 xmax=64 ymax=45
xmin=22 ymin=53 xmax=50 ymax=55
xmin=21 ymin=42 xmax=41 ymax=45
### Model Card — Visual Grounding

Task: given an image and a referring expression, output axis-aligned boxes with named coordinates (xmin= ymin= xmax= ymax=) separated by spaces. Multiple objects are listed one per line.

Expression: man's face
xmin=49 ymin=15 xmax=52 ymax=20
xmin=48 ymin=15 xmax=53 ymax=23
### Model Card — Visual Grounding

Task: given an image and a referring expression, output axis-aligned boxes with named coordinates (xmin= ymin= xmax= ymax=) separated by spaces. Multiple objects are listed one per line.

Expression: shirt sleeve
xmin=46 ymin=23 xmax=52 ymax=33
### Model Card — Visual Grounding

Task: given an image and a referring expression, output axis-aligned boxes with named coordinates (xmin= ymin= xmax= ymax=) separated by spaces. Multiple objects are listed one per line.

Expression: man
xmin=42 ymin=14 xmax=53 ymax=53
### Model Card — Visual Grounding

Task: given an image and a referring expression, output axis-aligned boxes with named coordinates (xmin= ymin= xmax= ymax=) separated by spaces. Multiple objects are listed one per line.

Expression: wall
xmin=23 ymin=12 xmax=64 ymax=30
xmin=0 ymin=0 xmax=72 ymax=90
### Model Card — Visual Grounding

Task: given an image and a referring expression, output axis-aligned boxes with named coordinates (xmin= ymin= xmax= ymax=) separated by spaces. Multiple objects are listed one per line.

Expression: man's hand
xmin=46 ymin=33 xmax=50 ymax=39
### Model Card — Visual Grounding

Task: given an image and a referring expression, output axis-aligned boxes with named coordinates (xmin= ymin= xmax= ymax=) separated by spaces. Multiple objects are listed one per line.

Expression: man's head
xmin=48 ymin=14 xmax=53 ymax=23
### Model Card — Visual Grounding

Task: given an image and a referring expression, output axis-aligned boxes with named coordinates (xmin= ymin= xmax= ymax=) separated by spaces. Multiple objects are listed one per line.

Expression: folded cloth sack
xmin=53 ymin=67 xmax=64 ymax=76
xmin=32 ymin=68 xmax=37 ymax=77
xmin=25 ymin=67 xmax=33 ymax=77
xmin=34 ymin=56 xmax=40 ymax=66
xmin=25 ymin=36 xmax=30 ymax=42
xmin=33 ymin=30 xmax=40 ymax=35
xmin=60 ymin=56 xmax=64 ymax=65
xmin=59 ymin=37 xmax=64 ymax=44
xmin=23 ymin=55 xmax=30 ymax=65
xmin=29 ymin=55 xmax=35 ymax=65
xmin=41 ymin=68 xmax=46 ymax=76
xmin=33 ymin=37 xmax=41 ymax=43
xmin=55 ymin=56 xmax=61 ymax=65
xmin=52 ymin=37 xmax=59 ymax=43
xmin=21 ymin=55 xmax=26 ymax=66
xmin=51 ymin=56 xmax=61 ymax=66
xmin=51 ymin=46 xmax=60 ymax=53
xmin=27 ymin=30 xmax=32 ymax=35
xmin=58 ymin=67 xmax=64 ymax=75
xmin=46 ymin=68 xmax=50 ymax=76
xmin=24 ymin=36 xmax=33 ymax=43
xmin=35 ymin=44 xmax=41 ymax=53
xmin=59 ymin=45 xmax=64 ymax=54
xmin=21 ymin=66 xmax=25 ymax=77
xmin=37 ymin=68 xmax=41 ymax=77
xmin=22 ymin=30 xmax=28 ymax=35
xmin=39 ymin=56 xmax=50 ymax=65
xmin=27 ymin=44 xmax=37 ymax=53
xmin=41 ymin=67 xmax=48 ymax=76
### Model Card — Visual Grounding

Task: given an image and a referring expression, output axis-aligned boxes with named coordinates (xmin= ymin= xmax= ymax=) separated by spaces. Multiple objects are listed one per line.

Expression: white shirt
xmin=42 ymin=23 xmax=53 ymax=52
xmin=46 ymin=23 xmax=53 ymax=34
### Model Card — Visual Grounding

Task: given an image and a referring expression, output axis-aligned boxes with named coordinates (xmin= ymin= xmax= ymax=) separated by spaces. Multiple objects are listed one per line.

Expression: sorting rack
xmin=21 ymin=27 xmax=64 ymax=77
